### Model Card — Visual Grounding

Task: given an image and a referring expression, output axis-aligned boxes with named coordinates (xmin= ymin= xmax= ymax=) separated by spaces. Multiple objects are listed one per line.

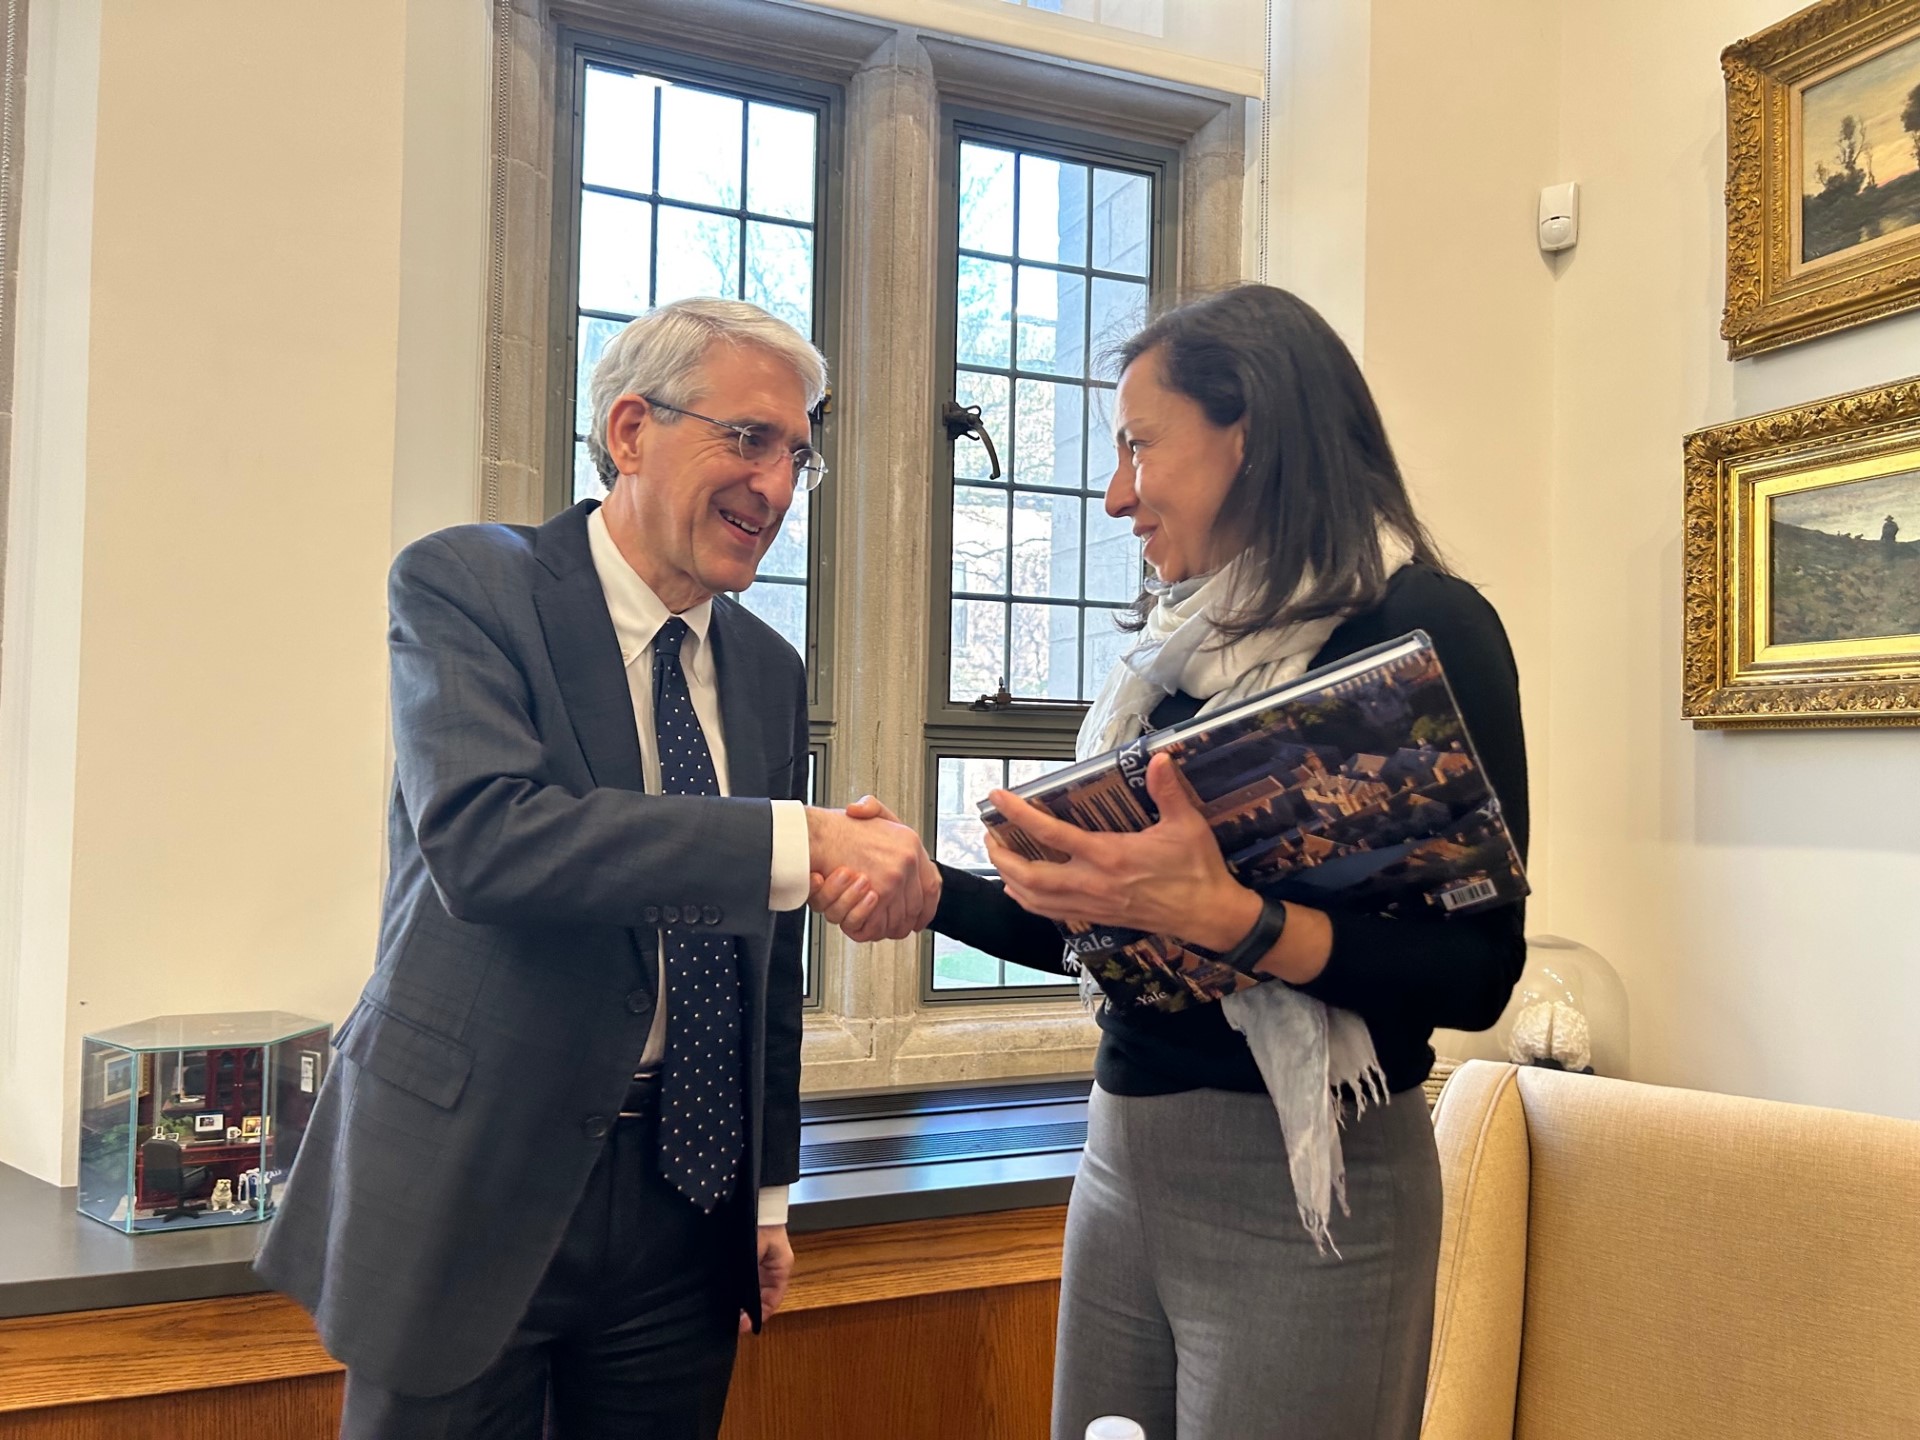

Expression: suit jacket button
xmin=643 ymin=905 xmax=661 ymax=925
xmin=663 ymin=905 xmax=681 ymax=924
xmin=702 ymin=906 xmax=722 ymax=925
xmin=626 ymin=989 xmax=649 ymax=1015
xmin=582 ymin=1115 xmax=610 ymax=1140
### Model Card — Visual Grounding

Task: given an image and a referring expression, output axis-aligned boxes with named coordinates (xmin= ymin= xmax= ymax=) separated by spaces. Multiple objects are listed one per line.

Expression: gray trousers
xmin=1052 ymin=1083 xmax=1442 ymax=1440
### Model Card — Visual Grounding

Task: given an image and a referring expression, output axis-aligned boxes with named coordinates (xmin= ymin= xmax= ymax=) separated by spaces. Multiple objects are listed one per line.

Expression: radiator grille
xmin=799 ymin=1120 xmax=1087 ymax=1175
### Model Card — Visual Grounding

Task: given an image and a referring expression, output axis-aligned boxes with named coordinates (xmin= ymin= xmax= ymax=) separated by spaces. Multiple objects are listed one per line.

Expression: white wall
xmin=1287 ymin=0 xmax=1919 ymax=1121
xmin=0 ymin=0 xmax=489 ymax=1183
xmin=1545 ymin=0 xmax=1920 ymax=1120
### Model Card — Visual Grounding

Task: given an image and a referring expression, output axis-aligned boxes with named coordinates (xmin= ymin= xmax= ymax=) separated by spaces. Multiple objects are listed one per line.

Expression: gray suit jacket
xmin=255 ymin=500 xmax=807 ymax=1397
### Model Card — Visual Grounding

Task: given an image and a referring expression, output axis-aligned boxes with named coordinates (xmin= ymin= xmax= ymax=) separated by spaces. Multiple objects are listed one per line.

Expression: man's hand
xmin=804 ymin=798 xmax=937 ymax=942
xmin=740 ymin=1224 xmax=795 ymax=1334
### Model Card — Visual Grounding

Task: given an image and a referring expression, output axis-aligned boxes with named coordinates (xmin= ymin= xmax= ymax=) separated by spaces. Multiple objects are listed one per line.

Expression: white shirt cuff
xmin=768 ymin=800 xmax=809 ymax=912
xmin=757 ymin=1184 xmax=790 ymax=1227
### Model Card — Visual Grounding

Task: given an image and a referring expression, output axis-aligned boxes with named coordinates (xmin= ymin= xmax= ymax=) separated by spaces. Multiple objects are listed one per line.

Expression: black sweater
xmin=931 ymin=564 xmax=1530 ymax=1097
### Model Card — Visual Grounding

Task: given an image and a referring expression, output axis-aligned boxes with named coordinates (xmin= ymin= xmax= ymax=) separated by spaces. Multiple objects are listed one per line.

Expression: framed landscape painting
xmin=1683 ymin=375 xmax=1920 ymax=727
xmin=1722 ymin=0 xmax=1920 ymax=356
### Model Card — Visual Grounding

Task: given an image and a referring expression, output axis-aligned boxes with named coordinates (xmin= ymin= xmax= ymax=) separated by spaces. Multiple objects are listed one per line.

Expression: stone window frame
xmin=487 ymin=0 xmax=1244 ymax=1091
xmin=0 ymin=0 xmax=26 ymax=662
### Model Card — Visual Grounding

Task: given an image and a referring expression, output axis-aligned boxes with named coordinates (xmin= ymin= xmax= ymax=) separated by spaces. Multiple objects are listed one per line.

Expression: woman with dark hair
xmin=815 ymin=284 xmax=1528 ymax=1439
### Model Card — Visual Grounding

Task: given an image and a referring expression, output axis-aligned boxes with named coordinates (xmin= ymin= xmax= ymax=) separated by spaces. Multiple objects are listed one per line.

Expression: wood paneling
xmin=0 ymin=1291 xmax=340 ymax=1412
xmin=0 ymin=1206 xmax=1064 ymax=1434
xmin=784 ymin=1204 xmax=1065 ymax=1311
xmin=0 ymin=1375 xmax=341 ymax=1440
xmin=724 ymin=1282 xmax=1059 ymax=1440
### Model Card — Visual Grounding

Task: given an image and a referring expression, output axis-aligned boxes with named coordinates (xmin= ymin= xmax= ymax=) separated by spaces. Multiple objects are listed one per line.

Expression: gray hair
xmin=585 ymin=298 xmax=828 ymax=485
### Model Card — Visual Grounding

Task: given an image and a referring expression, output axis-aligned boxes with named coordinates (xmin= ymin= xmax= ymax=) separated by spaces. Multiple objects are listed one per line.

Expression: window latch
xmin=941 ymin=399 xmax=1002 ymax=480
xmin=970 ymin=678 xmax=1015 ymax=712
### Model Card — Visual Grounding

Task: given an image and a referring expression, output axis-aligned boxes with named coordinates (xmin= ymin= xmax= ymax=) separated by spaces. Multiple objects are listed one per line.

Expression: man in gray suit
xmin=258 ymin=298 xmax=936 ymax=1438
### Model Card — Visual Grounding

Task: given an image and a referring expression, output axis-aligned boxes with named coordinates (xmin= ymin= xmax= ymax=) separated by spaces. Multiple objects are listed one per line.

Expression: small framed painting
xmin=99 ymin=1054 xmax=134 ymax=1107
xmin=1683 ymin=375 xmax=1920 ymax=726
xmin=1722 ymin=0 xmax=1920 ymax=356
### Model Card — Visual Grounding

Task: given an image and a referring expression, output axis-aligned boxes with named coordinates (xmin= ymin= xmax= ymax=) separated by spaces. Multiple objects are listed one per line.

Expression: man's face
xmin=601 ymin=342 xmax=810 ymax=610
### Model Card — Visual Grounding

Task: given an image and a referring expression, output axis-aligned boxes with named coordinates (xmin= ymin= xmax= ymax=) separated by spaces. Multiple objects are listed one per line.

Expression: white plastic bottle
xmin=1085 ymin=1419 xmax=1147 ymax=1440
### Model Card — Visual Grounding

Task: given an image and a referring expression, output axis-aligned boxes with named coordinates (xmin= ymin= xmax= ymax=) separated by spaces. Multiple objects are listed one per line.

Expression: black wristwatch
xmin=1215 ymin=895 xmax=1288 ymax=978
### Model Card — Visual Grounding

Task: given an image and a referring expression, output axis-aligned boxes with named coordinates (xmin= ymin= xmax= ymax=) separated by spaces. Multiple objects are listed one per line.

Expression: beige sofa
xmin=1424 ymin=1061 xmax=1920 ymax=1440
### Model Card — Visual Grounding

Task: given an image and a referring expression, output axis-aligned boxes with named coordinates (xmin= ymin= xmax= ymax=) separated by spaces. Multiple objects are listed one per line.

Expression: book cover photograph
xmin=978 ymin=632 xmax=1528 ymax=1013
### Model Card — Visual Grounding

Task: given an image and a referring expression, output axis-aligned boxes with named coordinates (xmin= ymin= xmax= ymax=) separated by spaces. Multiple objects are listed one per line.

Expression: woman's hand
xmin=986 ymin=754 xmax=1332 ymax=983
xmin=986 ymin=754 xmax=1259 ymax=951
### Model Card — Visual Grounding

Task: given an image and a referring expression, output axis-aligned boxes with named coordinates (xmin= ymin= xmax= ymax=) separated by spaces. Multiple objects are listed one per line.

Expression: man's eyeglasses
xmin=641 ymin=397 xmax=828 ymax=492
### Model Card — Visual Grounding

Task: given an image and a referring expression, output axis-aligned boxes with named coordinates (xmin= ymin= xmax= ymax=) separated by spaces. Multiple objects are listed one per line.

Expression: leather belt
xmin=616 ymin=1071 xmax=661 ymax=1119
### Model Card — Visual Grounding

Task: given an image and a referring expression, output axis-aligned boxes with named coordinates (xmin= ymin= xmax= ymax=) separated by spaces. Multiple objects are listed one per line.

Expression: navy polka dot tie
xmin=651 ymin=618 xmax=743 ymax=1212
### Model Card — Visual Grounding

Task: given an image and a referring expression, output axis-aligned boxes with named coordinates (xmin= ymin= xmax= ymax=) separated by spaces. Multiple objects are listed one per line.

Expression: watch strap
xmin=1216 ymin=895 xmax=1288 ymax=978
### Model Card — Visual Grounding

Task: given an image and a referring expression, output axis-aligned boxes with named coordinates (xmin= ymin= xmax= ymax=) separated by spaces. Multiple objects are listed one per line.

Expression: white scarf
xmin=1075 ymin=529 xmax=1414 ymax=1252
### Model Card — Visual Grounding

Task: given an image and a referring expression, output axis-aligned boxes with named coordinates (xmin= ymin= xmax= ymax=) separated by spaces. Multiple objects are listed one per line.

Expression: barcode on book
xmin=1437 ymin=878 xmax=1500 ymax=912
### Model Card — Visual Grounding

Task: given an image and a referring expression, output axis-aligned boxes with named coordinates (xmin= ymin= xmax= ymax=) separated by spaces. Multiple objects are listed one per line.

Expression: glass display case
xmin=1430 ymin=934 xmax=1630 ymax=1078
xmin=77 ymin=1011 xmax=330 ymax=1233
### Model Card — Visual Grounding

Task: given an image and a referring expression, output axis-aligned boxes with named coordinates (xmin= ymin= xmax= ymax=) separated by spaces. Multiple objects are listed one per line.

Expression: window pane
xmin=933 ymin=934 xmax=1003 ymax=990
xmin=575 ymin=316 xmax=626 ymax=438
xmin=738 ymin=579 xmax=806 ymax=656
xmin=744 ymin=221 xmax=813 ymax=335
xmin=1083 ymin=498 xmax=1142 ymax=601
xmin=579 ymin=193 xmax=652 ymax=315
xmin=952 ymin=485 xmax=1009 ymax=593
xmin=958 ymin=143 xmax=1015 ymax=255
xmin=1013 ymin=379 xmax=1084 ymax=491
xmin=573 ymin=440 xmax=605 ymax=505
xmin=747 ymin=103 xmax=816 ymax=221
xmin=942 ymin=133 xmax=1156 ymax=711
xmin=1018 ymin=155 xmax=1089 ymax=266
xmin=956 ymin=257 xmax=1013 ymax=368
xmin=1011 ymin=602 xmax=1078 ymax=699
xmin=1015 ymin=266 xmax=1086 ymax=377
xmin=1012 ymin=491 xmax=1082 ymax=599
xmin=934 ymin=756 xmax=1004 ymax=869
xmin=955 ymin=370 xmax=1009 ymax=481
xmin=951 ymin=599 xmax=1006 ymax=702
xmin=1092 ymin=167 xmax=1152 ymax=276
xmin=1007 ymin=757 xmax=1058 ymax=788
xmin=1090 ymin=275 xmax=1147 ymax=356
xmin=1086 ymin=384 xmax=1116 ymax=486
xmin=802 ymin=750 xmax=818 ymax=994
xmin=582 ymin=67 xmax=657 ymax=195
xmin=760 ymin=485 xmax=809 ymax=580
xmin=655 ymin=207 xmax=740 ymax=303
xmin=1082 ymin=609 xmax=1131 ymax=699
xmin=931 ymin=752 xmax=1072 ymax=992
xmin=1006 ymin=961 xmax=1065 ymax=986
xmin=656 ymin=86 xmax=743 ymax=207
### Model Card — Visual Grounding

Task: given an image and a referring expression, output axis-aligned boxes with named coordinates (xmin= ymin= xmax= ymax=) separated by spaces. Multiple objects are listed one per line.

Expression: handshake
xmin=803 ymin=796 xmax=939 ymax=943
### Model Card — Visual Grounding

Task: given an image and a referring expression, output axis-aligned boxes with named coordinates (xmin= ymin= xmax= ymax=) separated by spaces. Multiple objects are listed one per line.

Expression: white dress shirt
xmin=588 ymin=506 xmax=806 ymax=1226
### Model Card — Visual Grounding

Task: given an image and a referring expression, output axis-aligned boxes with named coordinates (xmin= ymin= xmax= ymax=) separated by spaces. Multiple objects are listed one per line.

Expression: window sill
xmin=0 ymin=1078 xmax=1091 ymax=1319
xmin=790 ymin=1074 xmax=1089 ymax=1232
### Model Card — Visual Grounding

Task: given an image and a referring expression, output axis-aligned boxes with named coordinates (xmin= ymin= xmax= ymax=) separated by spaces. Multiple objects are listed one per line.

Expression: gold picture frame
xmin=1721 ymin=0 xmax=1920 ymax=357
xmin=1683 ymin=375 xmax=1920 ymax=727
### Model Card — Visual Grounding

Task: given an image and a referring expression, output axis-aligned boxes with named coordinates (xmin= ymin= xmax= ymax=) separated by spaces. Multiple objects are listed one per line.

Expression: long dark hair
xmin=1114 ymin=283 xmax=1445 ymax=638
